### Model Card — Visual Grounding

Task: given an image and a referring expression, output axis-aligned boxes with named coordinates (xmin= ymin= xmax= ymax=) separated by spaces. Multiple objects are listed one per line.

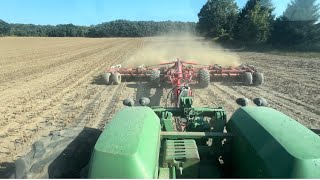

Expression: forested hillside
xmin=197 ymin=0 xmax=320 ymax=49
xmin=0 ymin=20 xmax=196 ymax=37
xmin=1 ymin=0 xmax=319 ymax=49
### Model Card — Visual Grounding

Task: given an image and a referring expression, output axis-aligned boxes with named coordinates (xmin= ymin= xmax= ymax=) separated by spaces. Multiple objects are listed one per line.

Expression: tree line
xmin=197 ymin=0 xmax=320 ymax=49
xmin=0 ymin=20 xmax=196 ymax=37
xmin=1 ymin=0 xmax=319 ymax=49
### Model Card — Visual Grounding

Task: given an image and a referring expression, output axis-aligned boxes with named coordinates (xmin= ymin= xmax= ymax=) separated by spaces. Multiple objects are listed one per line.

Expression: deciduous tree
xmin=233 ymin=0 xmax=274 ymax=43
xmin=197 ymin=0 xmax=238 ymax=39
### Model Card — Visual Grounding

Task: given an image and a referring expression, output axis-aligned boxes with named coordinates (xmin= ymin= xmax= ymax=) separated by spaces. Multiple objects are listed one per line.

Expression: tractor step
xmin=162 ymin=139 xmax=200 ymax=178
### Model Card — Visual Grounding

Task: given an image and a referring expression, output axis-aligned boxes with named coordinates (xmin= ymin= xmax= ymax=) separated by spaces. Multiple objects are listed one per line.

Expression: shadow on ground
xmin=91 ymin=74 xmax=106 ymax=85
xmin=126 ymin=82 xmax=163 ymax=106
xmin=219 ymin=81 xmax=244 ymax=87
xmin=91 ymin=74 xmax=151 ymax=86
xmin=311 ymin=129 xmax=320 ymax=136
xmin=0 ymin=162 xmax=15 ymax=178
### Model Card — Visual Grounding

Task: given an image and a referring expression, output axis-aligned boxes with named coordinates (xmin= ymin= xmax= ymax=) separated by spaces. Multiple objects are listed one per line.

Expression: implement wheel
xmin=253 ymin=72 xmax=264 ymax=86
xmin=242 ymin=72 xmax=252 ymax=86
xmin=112 ymin=73 xmax=121 ymax=85
xmin=103 ymin=73 xmax=112 ymax=85
xmin=150 ymin=70 xmax=160 ymax=86
xmin=198 ymin=69 xmax=210 ymax=88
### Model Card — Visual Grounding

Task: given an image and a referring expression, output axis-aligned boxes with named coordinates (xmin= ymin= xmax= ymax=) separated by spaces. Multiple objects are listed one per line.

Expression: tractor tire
xmin=252 ymin=72 xmax=264 ymax=86
xmin=242 ymin=72 xmax=253 ymax=86
xmin=13 ymin=127 xmax=101 ymax=178
xmin=150 ymin=70 xmax=160 ymax=86
xmin=198 ymin=69 xmax=210 ymax=88
xmin=112 ymin=73 xmax=121 ymax=85
xmin=103 ymin=73 xmax=112 ymax=85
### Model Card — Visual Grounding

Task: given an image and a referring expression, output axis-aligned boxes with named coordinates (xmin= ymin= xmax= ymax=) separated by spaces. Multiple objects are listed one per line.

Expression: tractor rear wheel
xmin=112 ymin=73 xmax=121 ymax=85
xmin=198 ymin=69 xmax=210 ymax=88
xmin=242 ymin=72 xmax=253 ymax=86
xmin=12 ymin=127 xmax=101 ymax=178
xmin=150 ymin=70 xmax=160 ymax=86
xmin=103 ymin=73 xmax=112 ymax=85
xmin=252 ymin=72 xmax=264 ymax=86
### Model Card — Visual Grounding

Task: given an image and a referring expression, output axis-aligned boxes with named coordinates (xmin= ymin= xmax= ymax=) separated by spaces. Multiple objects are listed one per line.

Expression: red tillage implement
xmin=103 ymin=58 xmax=264 ymax=107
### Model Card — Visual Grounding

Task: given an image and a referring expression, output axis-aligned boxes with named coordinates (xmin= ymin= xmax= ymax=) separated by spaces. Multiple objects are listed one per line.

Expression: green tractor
xmin=87 ymin=96 xmax=320 ymax=178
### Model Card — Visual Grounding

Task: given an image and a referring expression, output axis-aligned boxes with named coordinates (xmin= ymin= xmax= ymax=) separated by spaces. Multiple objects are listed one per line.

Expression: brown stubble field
xmin=0 ymin=37 xmax=319 ymax=174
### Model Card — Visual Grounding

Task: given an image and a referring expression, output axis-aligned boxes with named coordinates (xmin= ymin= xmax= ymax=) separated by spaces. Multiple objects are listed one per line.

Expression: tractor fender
xmin=227 ymin=107 xmax=320 ymax=178
xmin=88 ymin=107 xmax=161 ymax=178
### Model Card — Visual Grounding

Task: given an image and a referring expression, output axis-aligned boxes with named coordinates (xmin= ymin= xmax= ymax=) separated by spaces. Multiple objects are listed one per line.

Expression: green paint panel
xmin=158 ymin=167 xmax=176 ymax=179
xmin=227 ymin=106 xmax=320 ymax=178
xmin=88 ymin=107 xmax=161 ymax=178
xmin=158 ymin=168 xmax=170 ymax=179
xmin=162 ymin=111 xmax=174 ymax=131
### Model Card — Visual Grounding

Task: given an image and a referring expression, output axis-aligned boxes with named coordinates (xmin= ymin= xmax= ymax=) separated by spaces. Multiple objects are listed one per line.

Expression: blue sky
xmin=0 ymin=0 xmax=294 ymax=26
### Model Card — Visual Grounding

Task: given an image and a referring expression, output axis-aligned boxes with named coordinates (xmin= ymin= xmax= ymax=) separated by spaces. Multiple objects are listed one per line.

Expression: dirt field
xmin=0 ymin=37 xmax=319 ymax=177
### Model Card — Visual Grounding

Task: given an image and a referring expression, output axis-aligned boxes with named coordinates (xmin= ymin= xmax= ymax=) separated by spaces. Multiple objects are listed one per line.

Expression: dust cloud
xmin=123 ymin=33 xmax=240 ymax=68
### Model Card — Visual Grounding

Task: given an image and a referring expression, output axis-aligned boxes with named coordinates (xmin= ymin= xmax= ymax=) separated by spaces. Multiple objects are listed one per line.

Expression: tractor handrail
xmin=161 ymin=131 xmax=233 ymax=139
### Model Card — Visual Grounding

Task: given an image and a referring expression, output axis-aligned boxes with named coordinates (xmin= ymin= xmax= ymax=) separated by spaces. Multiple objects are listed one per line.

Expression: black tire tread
xmin=112 ymin=73 xmax=121 ymax=85
xmin=150 ymin=70 xmax=160 ymax=87
xmin=199 ymin=69 xmax=210 ymax=88
xmin=13 ymin=127 xmax=101 ymax=178
xmin=252 ymin=72 xmax=264 ymax=86
xmin=103 ymin=73 xmax=112 ymax=85
xmin=242 ymin=72 xmax=253 ymax=86
xmin=150 ymin=70 xmax=160 ymax=82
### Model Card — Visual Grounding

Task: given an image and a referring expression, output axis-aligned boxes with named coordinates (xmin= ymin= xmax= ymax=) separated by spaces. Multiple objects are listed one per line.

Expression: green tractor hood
xmin=88 ymin=107 xmax=161 ymax=178
xmin=87 ymin=103 xmax=320 ymax=178
xmin=227 ymin=106 xmax=320 ymax=178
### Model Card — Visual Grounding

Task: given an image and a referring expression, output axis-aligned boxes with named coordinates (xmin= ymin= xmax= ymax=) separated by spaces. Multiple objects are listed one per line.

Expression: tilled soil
xmin=0 ymin=37 xmax=319 ymax=178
